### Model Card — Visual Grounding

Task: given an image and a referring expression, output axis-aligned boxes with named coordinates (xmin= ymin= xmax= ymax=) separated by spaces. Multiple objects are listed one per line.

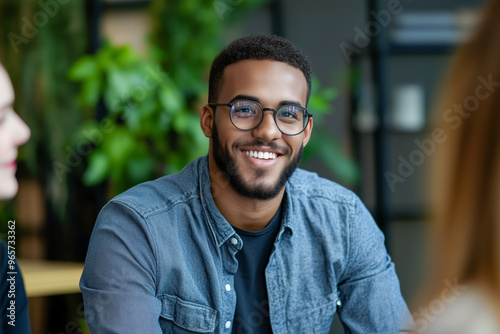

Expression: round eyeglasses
xmin=208 ymin=99 xmax=313 ymax=136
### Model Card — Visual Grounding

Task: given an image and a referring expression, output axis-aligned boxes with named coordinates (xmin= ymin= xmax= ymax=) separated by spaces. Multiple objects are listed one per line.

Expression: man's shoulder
xmin=288 ymin=168 xmax=359 ymax=205
xmin=109 ymin=158 xmax=203 ymax=217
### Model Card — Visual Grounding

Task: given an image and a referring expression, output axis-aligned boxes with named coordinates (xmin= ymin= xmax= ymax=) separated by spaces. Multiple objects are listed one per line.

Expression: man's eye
xmin=233 ymin=107 xmax=257 ymax=118
xmin=236 ymin=107 xmax=254 ymax=113
xmin=279 ymin=109 xmax=299 ymax=120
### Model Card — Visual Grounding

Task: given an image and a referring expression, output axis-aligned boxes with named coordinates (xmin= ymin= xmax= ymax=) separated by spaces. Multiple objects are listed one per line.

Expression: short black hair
xmin=208 ymin=34 xmax=312 ymax=105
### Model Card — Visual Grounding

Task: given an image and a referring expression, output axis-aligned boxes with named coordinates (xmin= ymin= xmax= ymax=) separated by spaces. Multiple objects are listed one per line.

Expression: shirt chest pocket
xmin=287 ymin=299 xmax=338 ymax=333
xmin=159 ymin=294 xmax=218 ymax=333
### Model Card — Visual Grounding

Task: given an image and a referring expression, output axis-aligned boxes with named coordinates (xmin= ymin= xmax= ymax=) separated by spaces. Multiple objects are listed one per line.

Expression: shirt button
xmin=225 ymin=284 xmax=231 ymax=291
xmin=225 ymin=321 xmax=231 ymax=329
xmin=230 ymin=237 xmax=238 ymax=245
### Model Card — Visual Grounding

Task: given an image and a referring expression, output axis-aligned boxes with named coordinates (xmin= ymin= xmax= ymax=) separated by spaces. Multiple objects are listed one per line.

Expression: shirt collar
xmin=281 ymin=187 xmax=295 ymax=235
xmin=199 ymin=156 xmax=239 ymax=248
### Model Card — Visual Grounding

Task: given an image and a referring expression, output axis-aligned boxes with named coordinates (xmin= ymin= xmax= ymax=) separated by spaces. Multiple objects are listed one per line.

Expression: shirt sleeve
xmin=336 ymin=197 xmax=414 ymax=333
xmin=80 ymin=200 xmax=162 ymax=334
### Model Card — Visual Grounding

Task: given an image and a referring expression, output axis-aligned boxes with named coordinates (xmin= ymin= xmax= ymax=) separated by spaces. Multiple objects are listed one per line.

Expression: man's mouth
xmin=243 ymin=150 xmax=279 ymax=160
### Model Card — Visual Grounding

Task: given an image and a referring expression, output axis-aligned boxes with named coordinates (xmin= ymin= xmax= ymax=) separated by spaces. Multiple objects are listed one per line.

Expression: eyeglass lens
xmin=230 ymin=100 xmax=308 ymax=135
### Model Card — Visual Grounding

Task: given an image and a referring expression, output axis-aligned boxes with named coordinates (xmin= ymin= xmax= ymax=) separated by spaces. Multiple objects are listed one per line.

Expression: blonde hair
xmin=421 ymin=0 xmax=500 ymax=317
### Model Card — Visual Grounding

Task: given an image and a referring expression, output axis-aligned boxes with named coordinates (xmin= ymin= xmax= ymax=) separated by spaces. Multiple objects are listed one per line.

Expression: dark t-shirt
xmin=0 ymin=240 xmax=31 ymax=333
xmin=231 ymin=205 xmax=282 ymax=334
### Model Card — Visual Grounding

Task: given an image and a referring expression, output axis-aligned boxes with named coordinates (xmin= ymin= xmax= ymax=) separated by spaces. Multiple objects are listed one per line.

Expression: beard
xmin=211 ymin=122 xmax=303 ymax=200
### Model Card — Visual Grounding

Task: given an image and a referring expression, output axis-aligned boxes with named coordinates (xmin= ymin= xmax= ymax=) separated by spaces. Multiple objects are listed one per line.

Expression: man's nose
xmin=251 ymin=110 xmax=281 ymax=141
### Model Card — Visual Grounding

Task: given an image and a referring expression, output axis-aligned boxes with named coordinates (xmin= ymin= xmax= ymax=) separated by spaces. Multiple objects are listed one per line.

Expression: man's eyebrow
xmin=229 ymin=95 xmax=259 ymax=103
xmin=229 ymin=95 xmax=303 ymax=108
xmin=279 ymin=100 xmax=303 ymax=107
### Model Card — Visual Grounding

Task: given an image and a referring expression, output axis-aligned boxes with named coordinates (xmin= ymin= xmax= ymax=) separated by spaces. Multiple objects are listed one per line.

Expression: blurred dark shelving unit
xmin=352 ymin=0 xmax=486 ymax=246
xmin=388 ymin=43 xmax=457 ymax=56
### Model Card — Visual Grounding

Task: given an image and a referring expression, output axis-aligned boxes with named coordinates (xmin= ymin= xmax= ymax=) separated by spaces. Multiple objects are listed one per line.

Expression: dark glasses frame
xmin=208 ymin=99 xmax=313 ymax=136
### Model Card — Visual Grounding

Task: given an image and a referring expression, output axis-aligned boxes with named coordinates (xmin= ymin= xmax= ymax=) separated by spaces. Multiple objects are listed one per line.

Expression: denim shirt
xmin=80 ymin=156 xmax=412 ymax=333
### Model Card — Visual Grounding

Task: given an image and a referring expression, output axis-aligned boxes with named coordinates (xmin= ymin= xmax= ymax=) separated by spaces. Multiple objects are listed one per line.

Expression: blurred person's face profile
xmin=0 ymin=65 xmax=30 ymax=200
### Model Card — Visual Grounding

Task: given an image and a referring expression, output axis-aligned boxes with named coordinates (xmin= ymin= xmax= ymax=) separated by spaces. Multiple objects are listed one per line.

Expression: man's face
xmin=204 ymin=59 xmax=312 ymax=200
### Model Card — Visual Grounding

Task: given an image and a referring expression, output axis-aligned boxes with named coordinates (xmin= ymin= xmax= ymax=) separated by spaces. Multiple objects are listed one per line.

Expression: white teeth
xmin=243 ymin=150 xmax=278 ymax=160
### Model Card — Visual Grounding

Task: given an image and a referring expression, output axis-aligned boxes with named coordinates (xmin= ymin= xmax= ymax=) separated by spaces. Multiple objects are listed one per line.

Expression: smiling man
xmin=81 ymin=35 xmax=412 ymax=333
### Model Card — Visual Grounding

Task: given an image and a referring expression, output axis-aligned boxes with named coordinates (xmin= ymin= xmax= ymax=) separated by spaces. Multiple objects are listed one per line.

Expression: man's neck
xmin=208 ymin=160 xmax=284 ymax=232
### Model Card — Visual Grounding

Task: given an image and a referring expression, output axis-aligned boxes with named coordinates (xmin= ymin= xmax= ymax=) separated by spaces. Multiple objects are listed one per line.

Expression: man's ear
xmin=200 ymin=105 xmax=214 ymax=138
xmin=302 ymin=117 xmax=313 ymax=147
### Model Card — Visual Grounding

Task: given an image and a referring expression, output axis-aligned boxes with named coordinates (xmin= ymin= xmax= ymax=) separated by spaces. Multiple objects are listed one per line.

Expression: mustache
xmin=233 ymin=139 xmax=291 ymax=155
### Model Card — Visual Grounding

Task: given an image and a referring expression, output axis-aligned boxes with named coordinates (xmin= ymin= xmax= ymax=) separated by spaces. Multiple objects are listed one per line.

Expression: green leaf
xmin=114 ymin=45 xmax=140 ymax=66
xmin=308 ymin=95 xmax=330 ymax=114
xmin=159 ymin=82 xmax=183 ymax=112
xmin=172 ymin=110 xmax=190 ymax=134
xmin=308 ymin=76 xmax=337 ymax=114
xmin=107 ymin=68 xmax=134 ymax=101
xmin=82 ymin=151 xmax=110 ymax=186
xmin=68 ymin=55 xmax=99 ymax=81
xmin=105 ymin=129 xmax=136 ymax=165
xmin=124 ymin=108 xmax=141 ymax=132
xmin=80 ymin=75 xmax=102 ymax=107
xmin=319 ymin=87 xmax=338 ymax=101
xmin=96 ymin=43 xmax=115 ymax=69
